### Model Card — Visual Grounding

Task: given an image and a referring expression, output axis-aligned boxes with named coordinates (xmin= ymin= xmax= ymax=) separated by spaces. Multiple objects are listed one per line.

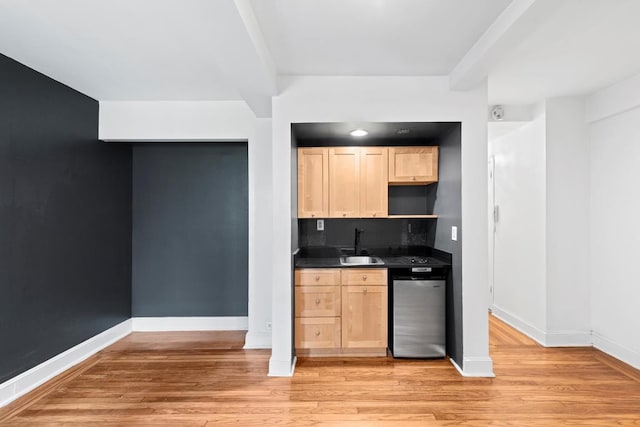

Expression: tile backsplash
xmin=298 ymin=218 xmax=436 ymax=250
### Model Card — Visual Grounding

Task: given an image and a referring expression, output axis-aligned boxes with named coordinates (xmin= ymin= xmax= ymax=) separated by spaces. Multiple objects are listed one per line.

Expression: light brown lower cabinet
xmin=294 ymin=268 xmax=387 ymax=357
xmin=341 ymin=285 xmax=387 ymax=349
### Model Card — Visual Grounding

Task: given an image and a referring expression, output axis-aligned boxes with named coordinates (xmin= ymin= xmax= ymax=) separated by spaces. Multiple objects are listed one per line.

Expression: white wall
xmin=98 ymin=100 xmax=273 ymax=350
xmin=587 ymin=80 xmax=640 ymax=368
xmin=545 ymin=97 xmax=591 ymax=345
xmin=490 ymin=107 xmax=547 ymax=341
xmin=270 ymin=76 xmax=493 ymax=377
xmin=99 ymin=101 xmax=255 ymax=141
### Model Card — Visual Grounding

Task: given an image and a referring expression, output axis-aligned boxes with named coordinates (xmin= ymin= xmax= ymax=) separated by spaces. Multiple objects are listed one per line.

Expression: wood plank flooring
xmin=2 ymin=316 xmax=639 ymax=426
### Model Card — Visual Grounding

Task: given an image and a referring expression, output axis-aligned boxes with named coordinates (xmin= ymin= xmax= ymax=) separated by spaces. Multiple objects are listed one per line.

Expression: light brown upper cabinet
xmin=328 ymin=147 xmax=361 ymax=218
xmin=359 ymin=147 xmax=388 ymax=218
xmin=328 ymin=147 xmax=388 ymax=218
xmin=388 ymin=146 xmax=439 ymax=184
xmin=298 ymin=148 xmax=329 ymax=218
xmin=301 ymin=146 xmax=438 ymax=218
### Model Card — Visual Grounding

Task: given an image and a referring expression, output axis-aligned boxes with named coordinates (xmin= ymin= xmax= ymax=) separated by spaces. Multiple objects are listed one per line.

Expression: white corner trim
xmin=462 ymin=357 xmax=495 ymax=378
xmin=0 ymin=319 xmax=132 ymax=408
xmin=449 ymin=357 xmax=465 ymax=376
xmin=491 ymin=305 xmax=547 ymax=346
xmin=131 ymin=316 xmax=248 ymax=332
xmin=592 ymin=331 xmax=640 ymax=371
xmin=268 ymin=356 xmax=297 ymax=377
xmin=243 ymin=331 xmax=272 ymax=349
xmin=449 ymin=357 xmax=495 ymax=378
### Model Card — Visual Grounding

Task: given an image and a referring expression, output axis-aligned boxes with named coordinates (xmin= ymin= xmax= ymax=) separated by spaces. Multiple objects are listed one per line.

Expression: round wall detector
xmin=491 ymin=105 xmax=505 ymax=121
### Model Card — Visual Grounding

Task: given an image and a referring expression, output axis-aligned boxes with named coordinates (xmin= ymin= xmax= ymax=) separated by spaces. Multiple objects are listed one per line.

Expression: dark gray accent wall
xmin=388 ymin=185 xmax=438 ymax=216
xmin=132 ymin=143 xmax=248 ymax=317
xmin=432 ymin=125 xmax=463 ymax=366
xmin=0 ymin=54 xmax=132 ymax=383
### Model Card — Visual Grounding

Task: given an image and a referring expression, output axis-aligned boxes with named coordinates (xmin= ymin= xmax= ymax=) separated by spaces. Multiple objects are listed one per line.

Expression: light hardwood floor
xmin=2 ymin=316 xmax=639 ymax=426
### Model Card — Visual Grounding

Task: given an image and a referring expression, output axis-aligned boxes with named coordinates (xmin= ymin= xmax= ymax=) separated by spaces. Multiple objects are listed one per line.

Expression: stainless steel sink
xmin=339 ymin=256 xmax=384 ymax=266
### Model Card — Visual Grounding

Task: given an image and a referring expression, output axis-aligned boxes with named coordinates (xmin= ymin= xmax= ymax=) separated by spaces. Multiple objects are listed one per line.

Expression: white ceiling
xmin=2 ymin=0 xmax=640 ymax=113
xmin=250 ymin=0 xmax=511 ymax=76
xmin=488 ymin=0 xmax=640 ymax=105
xmin=0 ymin=0 xmax=243 ymax=101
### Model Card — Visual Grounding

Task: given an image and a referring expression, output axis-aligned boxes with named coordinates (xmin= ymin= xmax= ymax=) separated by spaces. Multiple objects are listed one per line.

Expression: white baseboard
xmin=449 ymin=357 xmax=495 ymax=377
xmin=491 ymin=305 xmax=547 ymax=346
xmin=131 ymin=316 xmax=248 ymax=332
xmin=268 ymin=356 xmax=297 ymax=377
xmin=0 ymin=319 xmax=132 ymax=408
xmin=545 ymin=331 xmax=592 ymax=347
xmin=592 ymin=331 xmax=640 ymax=370
xmin=492 ymin=306 xmax=592 ymax=348
xmin=243 ymin=330 xmax=272 ymax=349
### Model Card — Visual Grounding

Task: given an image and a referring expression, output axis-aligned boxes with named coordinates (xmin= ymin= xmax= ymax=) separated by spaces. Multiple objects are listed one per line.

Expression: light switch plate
xmin=317 ymin=219 xmax=324 ymax=231
xmin=451 ymin=226 xmax=458 ymax=241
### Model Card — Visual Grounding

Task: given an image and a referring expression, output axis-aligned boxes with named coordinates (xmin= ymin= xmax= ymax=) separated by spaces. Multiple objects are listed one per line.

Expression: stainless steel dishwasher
xmin=390 ymin=267 xmax=446 ymax=358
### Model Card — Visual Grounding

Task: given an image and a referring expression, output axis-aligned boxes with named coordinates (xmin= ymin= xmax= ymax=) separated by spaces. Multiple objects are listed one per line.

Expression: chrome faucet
xmin=354 ymin=227 xmax=364 ymax=255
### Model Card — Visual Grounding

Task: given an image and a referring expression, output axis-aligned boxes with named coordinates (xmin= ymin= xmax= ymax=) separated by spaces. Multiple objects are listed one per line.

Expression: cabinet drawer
xmin=295 ymin=269 xmax=341 ymax=286
xmin=295 ymin=317 xmax=341 ymax=349
xmin=341 ymin=268 xmax=387 ymax=286
xmin=295 ymin=286 xmax=341 ymax=317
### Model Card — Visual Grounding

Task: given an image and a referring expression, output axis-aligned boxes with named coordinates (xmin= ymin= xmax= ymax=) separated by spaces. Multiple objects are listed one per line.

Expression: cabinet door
xmin=342 ymin=285 xmax=387 ymax=348
xmin=298 ymin=148 xmax=329 ymax=218
xmin=329 ymin=147 xmax=360 ymax=217
xmin=388 ymin=146 xmax=438 ymax=184
xmin=360 ymin=147 xmax=388 ymax=218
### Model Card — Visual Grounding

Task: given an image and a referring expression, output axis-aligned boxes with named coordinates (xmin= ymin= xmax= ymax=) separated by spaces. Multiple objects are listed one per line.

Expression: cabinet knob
xmin=311 ymin=214 xmax=315 ymax=217
xmin=412 ymin=176 xmax=416 ymax=181
xmin=315 ymin=275 xmax=320 ymax=281
xmin=315 ymin=298 xmax=321 ymax=304
xmin=342 ymin=213 xmax=346 ymax=217
xmin=362 ymin=275 xmax=367 ymax=280
xmin=373 ymin=213 xmax=376 ymax=217
xmin=363 ymin=287 xmax=368 ymax=294
xmin=315 ymin=331 xmax=321 ymax=337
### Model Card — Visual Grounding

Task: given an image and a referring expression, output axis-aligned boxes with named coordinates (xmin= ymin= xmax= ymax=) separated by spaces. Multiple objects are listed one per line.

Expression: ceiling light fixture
xmin=349 ymin=129 xmax=368 ymax=137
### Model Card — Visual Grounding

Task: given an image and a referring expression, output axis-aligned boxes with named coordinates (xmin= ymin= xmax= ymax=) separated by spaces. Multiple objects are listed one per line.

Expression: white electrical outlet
xmin=317 ymin=219 xmax=324 ymax=231
xmin=451 ymin=226 xmax=458 ymax=241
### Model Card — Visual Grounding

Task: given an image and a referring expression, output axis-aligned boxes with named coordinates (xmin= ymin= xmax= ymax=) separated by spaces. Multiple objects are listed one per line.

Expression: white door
xmin=488 ymin=156 xmax=496 ymax=310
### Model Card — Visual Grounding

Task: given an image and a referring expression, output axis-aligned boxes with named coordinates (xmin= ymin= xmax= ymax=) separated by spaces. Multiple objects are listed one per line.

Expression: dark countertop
xmin=294 ymin=246 xmax=452 ymax=269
